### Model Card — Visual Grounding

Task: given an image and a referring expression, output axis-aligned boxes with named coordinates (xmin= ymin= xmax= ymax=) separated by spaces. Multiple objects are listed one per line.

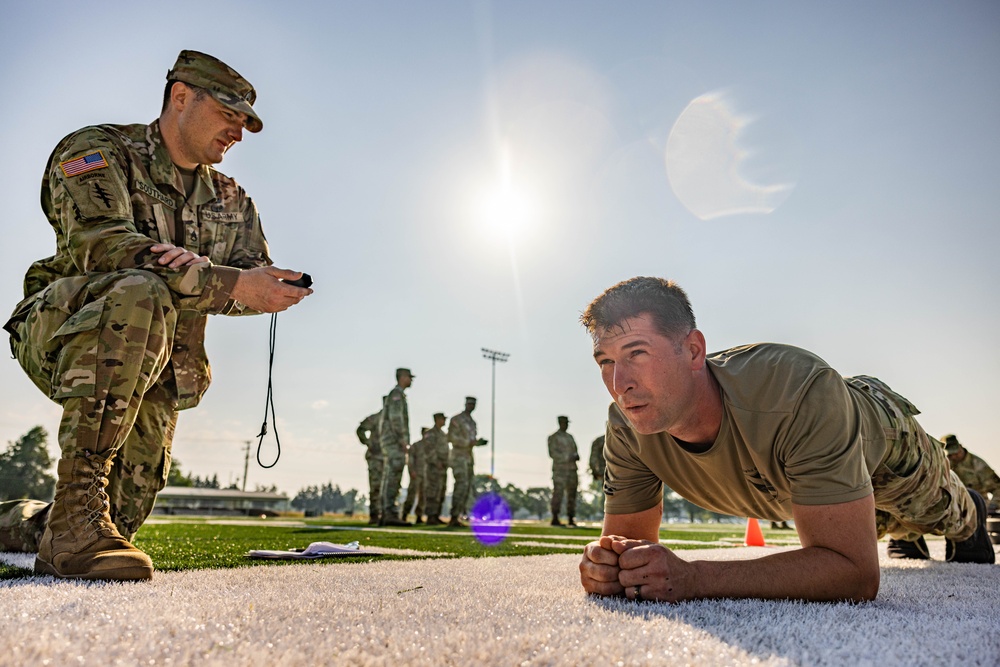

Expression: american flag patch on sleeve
xmin=60 ymin=151 xmax=109 ymax=177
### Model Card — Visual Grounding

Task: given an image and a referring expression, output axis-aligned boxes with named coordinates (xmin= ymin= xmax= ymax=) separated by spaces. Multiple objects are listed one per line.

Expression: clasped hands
xmin=579 ymin=534 xmax=695 ymax=603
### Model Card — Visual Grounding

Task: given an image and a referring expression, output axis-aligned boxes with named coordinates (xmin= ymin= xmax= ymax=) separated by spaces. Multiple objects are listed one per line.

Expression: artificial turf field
xmin=0 ymin=515 xmax=796 ymax=578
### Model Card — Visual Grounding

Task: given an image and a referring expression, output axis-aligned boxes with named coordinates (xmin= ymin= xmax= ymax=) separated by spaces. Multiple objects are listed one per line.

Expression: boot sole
xmin=34 ymin=558 xmax=153 ymax=581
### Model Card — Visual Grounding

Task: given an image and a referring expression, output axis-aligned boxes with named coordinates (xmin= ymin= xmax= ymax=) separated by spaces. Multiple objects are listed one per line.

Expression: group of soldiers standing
xmin=356 ymin=369 xmax=487 ymax=527
xmin=355 ymin=368 xmax=615 ymax=529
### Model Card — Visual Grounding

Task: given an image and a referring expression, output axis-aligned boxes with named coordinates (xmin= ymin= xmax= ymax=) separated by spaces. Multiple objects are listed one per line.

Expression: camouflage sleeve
xmin=218 ymin=194 xmax=273 ymax=317
xmin=357 ymin=414 xmax=377 ymax=444
xmin=44 ymin=127 xmax=239 ymax=315
xmin=447 ymin=418 xmax=460 ymax=446
xmin=590 ymin=438 xmax=603 ymax=471
xmin=976 ymin=458 xmax=1000 ymax=496
xmin=548 ymin=434 xmax=557 ymax=460
xmin=385 ymin=391 xmax=407 ymax=444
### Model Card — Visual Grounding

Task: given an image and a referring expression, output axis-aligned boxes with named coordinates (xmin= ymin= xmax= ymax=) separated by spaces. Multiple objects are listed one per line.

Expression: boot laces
xmin=76 ymin=453 xmax=116 ymax=540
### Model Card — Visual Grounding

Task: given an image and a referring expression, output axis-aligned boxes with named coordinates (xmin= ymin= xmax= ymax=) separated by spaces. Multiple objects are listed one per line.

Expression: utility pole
xmin=480 ymin=348 xmax=510 ymax=479
xmin=242 ymin=440 xmax=251 ymax=492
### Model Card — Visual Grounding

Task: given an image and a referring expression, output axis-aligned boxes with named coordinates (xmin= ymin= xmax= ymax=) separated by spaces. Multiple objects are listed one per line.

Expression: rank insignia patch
xmin=60 ymin=151 xmax=109 ymax=177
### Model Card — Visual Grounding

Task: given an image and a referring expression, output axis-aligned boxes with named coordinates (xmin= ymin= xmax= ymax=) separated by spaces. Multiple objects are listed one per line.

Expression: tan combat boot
xmin=34 ymin=452 xmax=153 ymax=581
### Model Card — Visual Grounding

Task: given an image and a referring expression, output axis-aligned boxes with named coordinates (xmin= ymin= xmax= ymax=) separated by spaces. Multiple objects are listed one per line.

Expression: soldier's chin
xmin=623 ymin=410 xmax=663 ymax=435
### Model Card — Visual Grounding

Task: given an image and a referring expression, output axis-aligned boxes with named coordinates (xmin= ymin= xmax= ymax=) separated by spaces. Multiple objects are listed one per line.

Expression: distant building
xmin=153 ymin=487 xmax=291 ymax=517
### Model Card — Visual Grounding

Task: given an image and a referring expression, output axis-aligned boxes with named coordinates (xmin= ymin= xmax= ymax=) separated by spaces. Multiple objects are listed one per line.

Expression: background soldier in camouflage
xmin=0 ymin=50 xmax=312 ymax=581
xmin=379 ymin=368 xmax=413 ymax=526
xmin=448 ymin=396 xmax=487 ymax=528
xmin=548 ymin=416 xmax=580 ymax=527
xmin=942 ymin=434 xmax=1000 ymax=515
xmin=356 ymin=398 xmax=387 ymax=525
xmin=423 ymin=412 xmax=450 ymax=526
xmin=589 ymin=434 xmax=607 ymax=485
xmin=402 ymin=427 xmax=429 ymax=524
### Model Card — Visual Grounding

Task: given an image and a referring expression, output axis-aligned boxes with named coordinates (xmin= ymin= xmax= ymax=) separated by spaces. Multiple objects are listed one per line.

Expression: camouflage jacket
xmin=408 ymin=435 xmax=425 ymax=472
xmin=448 ymin=412 xmax=478 ymax=455
xmin=5 ymin=121 xmax=271 ymax=409
xmin=548 ymin=430 xmax=579 ymax=468
xmin=423 ymin=426 xmax=449 ymax=461
xmin=380 ymin=385 xmax=409 ymax=448
xmin=358 ymin=411 xmax=382 ymax=455
xmin=951 ymin=450 xmax=1000 ymax=498
xmin=590 ymin=435 xmax=607 ymax=479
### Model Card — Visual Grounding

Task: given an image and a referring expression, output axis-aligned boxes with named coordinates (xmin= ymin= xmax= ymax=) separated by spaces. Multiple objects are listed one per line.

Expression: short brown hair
xmin=581 ymin=277 xmax=696 ymax=343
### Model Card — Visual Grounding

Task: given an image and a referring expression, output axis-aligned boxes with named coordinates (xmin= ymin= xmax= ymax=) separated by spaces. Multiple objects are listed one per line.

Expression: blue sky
xmin=1 ymin=1 xmax=997 ymax=497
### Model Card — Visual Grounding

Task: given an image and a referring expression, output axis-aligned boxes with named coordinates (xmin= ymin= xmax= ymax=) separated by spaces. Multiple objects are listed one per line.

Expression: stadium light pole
xmin=481 ymin=348 xmax=510 ymax=479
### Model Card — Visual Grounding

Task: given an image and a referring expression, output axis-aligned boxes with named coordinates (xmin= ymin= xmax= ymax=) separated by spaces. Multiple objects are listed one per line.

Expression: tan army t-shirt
xmin=603 ymin=343 xmax=891 ymax=521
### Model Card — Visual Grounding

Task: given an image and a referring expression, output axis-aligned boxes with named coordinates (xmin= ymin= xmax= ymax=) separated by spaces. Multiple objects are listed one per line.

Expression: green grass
xmin=0 ymin=517 xmax=790 ymax=580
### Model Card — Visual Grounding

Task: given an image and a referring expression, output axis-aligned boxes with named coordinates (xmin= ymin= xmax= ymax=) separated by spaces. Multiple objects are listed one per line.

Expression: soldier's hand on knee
xmin=150 ymin=243 xmax=211 ymax=269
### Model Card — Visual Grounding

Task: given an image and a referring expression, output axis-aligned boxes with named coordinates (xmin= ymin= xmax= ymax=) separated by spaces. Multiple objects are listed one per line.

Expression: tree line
xmin=1 ymin=427 xmax=737 ymax=523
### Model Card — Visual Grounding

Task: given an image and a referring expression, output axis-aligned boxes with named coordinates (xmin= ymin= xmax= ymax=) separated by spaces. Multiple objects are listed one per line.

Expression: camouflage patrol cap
xmin=167 ymin=50 xmax=263 ymax=133
xmin=396 ymin=367 xmax=415 ymax=378
xmin=465 ymin=396 xmax=477 ymax=403
xmin=433 ymin=412 xmax=446 ymax=420
xmin=942 ymin=434 xmax=962 ymax=453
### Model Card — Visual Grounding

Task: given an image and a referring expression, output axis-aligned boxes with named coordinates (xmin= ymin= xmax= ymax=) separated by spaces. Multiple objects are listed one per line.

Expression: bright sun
xmin=476 ymin=184 xmax=536 ymax=241
xmin=474 ymin=145 xmax=538 ymax=242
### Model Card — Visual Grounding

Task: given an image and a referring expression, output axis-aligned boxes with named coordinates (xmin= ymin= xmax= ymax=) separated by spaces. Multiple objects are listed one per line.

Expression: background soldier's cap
xmin=396 ymin=367 xmax=415 ymax=377
xmin=167 ymin=50 xmax=263 ymax=133
xmin=433 ymin=412 xmax=445 ymax=420
xmin=465 ymin=396 xmax=477 ymax=403
xmin=942 ymin=434 xmax=961 ymax=452
xmin=558 ymin=415 xmax=569 ymax=422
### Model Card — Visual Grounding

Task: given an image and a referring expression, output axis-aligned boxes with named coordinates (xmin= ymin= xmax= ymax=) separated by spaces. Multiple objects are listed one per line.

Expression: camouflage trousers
xmin=450 ymin=451 xmax=474 ymax=519
xmin=365 ymin=447 xmax=384 ymax=517
xmin=423 ymin=448 xmax=449 ymax=518
xmin=848 ymin=376 xmax=976 ymax=542
xmin=551 ymin=467 xmax=578 ymax=518
xmin=402 ymin=470 xmax=424 ymax=519
xmin=380 ymin=440 xmax=407 ymax=517
xmin=0 ymin=270 xmax=179 ymax=551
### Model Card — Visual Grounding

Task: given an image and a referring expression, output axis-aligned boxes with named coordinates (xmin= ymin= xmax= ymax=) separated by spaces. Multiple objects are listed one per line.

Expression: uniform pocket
xmin=50 ymin=297 xmax=106 ymax=400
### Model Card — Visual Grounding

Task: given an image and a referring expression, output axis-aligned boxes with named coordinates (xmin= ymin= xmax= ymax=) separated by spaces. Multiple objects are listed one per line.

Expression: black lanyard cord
xmin=253 ymin=273 xmax=312 ymax=470
xmin=256 ymin=312 xmax=281 ymax=468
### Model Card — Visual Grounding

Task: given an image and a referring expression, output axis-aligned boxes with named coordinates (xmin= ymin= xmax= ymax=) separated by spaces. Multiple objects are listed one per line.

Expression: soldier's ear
xmin=169 ymin=82 xmax=194 ymax=112
xmin=687 ymin=329 xmax=708 ymax=369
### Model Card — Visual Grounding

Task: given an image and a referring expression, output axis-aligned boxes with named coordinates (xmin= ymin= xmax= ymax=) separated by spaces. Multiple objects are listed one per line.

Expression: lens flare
xmin=470 ymin=492 xmax=512 ymax=546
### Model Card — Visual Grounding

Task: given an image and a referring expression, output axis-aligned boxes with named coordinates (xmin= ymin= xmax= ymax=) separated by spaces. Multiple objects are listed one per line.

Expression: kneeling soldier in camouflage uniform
xmin=0 ymin=51 xmax=312 ymax=581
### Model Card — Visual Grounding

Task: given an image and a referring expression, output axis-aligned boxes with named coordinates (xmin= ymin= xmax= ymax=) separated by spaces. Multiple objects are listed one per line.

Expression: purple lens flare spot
xmin=470 ymin=492 xmax=512 ymax=546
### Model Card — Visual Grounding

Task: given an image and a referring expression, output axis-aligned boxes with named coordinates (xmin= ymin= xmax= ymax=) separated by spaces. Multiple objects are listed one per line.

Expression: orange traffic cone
xmin=744 ymin=518 xmax=766 ymax=547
